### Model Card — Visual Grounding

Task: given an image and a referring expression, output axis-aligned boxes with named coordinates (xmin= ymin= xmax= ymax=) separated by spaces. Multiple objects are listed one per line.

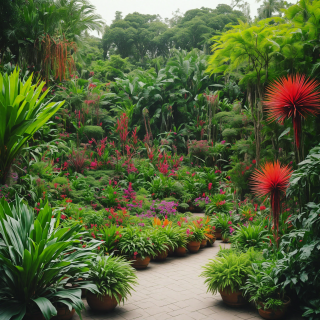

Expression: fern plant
xmin=231 ymin=224 xmax=269 ymax=250
xmin=200 ymin=252 xmax=253 ymax=294
xmin=88 ymin=255 xmax=138 ymax=303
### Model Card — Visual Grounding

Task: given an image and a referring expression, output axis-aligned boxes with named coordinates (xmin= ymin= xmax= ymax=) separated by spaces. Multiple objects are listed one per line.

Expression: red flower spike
xmin=264 ymin=74 xmax=320 ymax=148
xmin=250 ymin=161 xmax=292 ymax=244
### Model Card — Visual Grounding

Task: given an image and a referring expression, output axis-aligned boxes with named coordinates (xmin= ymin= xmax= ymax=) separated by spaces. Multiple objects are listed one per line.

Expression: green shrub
xmin=136 ymin=188 xmax=149 ymax=196
xmin=52 ymin=176 xmax=69 ymax=185
xmin=30 ymin=161 xmax=53 ymax=179
xmin=83 ymin=126 xmax=104 ymax=141
xmin=222 ymin=128 xmax=238 ymax=139
xmin=215 ymin=111 xmax=235 ymax=122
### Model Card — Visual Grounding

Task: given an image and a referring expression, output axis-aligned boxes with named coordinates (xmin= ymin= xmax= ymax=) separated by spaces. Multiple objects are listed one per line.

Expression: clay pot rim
xmin=129 ymin=256 xmax=150 ymax=260
xmin=187 ymin=240 xmax=201 ymax=244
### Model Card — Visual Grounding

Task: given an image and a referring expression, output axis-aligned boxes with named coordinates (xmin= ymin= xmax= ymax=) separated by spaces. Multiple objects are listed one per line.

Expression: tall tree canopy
xmin=102 ymin=6 xmax=246 ymax=61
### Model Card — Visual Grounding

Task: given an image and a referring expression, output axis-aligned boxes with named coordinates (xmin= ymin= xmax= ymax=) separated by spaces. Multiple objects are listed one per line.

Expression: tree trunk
xmin=248 ymin=84 xmax=263 ymax=166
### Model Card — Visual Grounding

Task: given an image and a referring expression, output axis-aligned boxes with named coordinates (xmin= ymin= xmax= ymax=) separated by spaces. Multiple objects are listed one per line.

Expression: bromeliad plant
xmin=0 ymin=69 xmax=65 ymax=184
xmin=88 ymin=255 xmax=138 ymax=304
xmin=0 ymin=196 xmax=99 ymax=320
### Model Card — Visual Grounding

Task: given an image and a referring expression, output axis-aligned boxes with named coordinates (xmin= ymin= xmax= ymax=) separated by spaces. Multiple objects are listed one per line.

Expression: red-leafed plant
xmin=40 ymin=34 xmax=77 ymax=82
xmin=250 ymin=161 xmax=292 ymax=245
xmin=68 ymin=149 xmax=89 ymax=173
xmin=264 ymin=74 xmax=320 ymax=149
xmin=116 ymin=113 xmax=129 ymax=153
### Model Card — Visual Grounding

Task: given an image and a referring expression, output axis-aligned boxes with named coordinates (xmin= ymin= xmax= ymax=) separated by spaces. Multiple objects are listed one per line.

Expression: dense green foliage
xmin=88 ymin=255 xmax=138 ymax=303
xmin=1 ymin=0 xmax=320 ymax=318
xmin=0 ymin=196 xmax=99 ymax=319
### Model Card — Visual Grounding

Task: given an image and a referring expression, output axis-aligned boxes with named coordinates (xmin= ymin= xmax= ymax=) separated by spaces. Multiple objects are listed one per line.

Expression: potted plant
xmin=159 ymin=225 xmax=180 ymax=256
xmin=201 ymin=250 xmax=257 ymax=307
xmin=242 ymin=262 xmax=290 ymax=319
xmin=148 ymin=228 xmax=170 ymax=261
xmin=100 ymin=224 xmax=123 ymax=255
xmin=86 ymin=255 xmax=138 ymax=311
xmin=186 ymin=224 xmax=204 ymax=253
xmin=231 ymin=224 xmax=269 ymax=250
xmin=0 ymin=197 xmax=99 ymax=320
xmin=118 ymin=227 xmax=155 ymax=269
xmin=174 ymin=227 xmax=188 ymax=256
xmin=212 ymin=214 xmax=234 ymax=241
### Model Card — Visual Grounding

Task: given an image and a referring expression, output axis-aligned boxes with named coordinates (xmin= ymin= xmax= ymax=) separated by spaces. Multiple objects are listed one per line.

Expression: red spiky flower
xmin=250 ymin=161 xmax=292 ymax=244
xmin=264 ymin=74 xmax=320 ymax=148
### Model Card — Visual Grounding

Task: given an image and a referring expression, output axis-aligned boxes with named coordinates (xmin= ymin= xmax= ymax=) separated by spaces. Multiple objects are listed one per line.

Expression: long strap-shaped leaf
xmin=0 ymin=68 xmax=64 ymax=183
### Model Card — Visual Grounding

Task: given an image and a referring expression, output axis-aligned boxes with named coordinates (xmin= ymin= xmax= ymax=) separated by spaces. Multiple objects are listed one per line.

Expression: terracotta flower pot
xmin=258 ymin=297 xmax=291 ymax=320
xmin=175 ymin=246 xmax=187 ymax=256
xmin=187 ymin=241 xmax=201 ymax=253
xmin=207 ymin=237 xmax=216 ymax=247
xmin=154 ymin=250 xmax=168 ymax=261
xmin=129 ymin=256 xmax=150 ymax=269
xmin=219 ymin=289 xmax=247 ymax=307
xmin=87 ymin=291 xmax=122 ymax=311
xmin=51 ymin=307 xmax=75 ymax=320
xmin=200 ymin=239 xmax=207 ymax=248
xmin=215 ymin=228 xmax=222 ymax=240
xmin=167 ymin=246 xmax=174 ymax=256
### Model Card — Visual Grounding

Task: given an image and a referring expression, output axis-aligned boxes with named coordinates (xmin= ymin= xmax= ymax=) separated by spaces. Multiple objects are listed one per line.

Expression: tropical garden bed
xmin=1 ymin=0 xmax=320 ymax=319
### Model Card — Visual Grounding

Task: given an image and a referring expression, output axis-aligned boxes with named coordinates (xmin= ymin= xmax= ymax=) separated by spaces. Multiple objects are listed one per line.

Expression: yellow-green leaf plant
xmin=0 ymin=68 xmax=64 ymax=184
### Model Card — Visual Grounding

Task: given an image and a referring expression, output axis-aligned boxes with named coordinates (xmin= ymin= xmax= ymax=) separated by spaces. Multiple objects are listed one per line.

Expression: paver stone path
xmin=75 ymin=241 xmax=302 ymax=320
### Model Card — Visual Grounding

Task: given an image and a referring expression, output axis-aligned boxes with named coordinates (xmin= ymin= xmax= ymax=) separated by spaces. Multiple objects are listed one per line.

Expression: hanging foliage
xmin=38 ymin=33 xmax=77 ymax=82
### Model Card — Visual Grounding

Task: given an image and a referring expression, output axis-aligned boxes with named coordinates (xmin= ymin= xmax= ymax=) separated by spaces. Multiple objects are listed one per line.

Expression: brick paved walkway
xmin=76 ymin=241 xmax=302 ymax=320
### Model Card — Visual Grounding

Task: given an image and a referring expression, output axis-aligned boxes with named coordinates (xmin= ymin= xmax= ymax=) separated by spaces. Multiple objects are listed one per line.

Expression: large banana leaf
xmin=0 ymin=68 xmax=65 ymax=184
xmin=0 ymin=195 xmax=99 ymax=320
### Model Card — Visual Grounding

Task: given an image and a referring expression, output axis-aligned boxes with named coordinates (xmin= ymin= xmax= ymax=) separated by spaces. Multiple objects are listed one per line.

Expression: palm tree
xmin=6 ymin=0 xmax=103 ymax=80
xmin=257 ymin=0 xmax=285 ymax=20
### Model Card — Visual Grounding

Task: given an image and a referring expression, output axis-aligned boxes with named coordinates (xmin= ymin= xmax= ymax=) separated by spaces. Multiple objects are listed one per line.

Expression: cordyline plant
xmin=264 ymin=74 xmax=320 ymax=158
xmin=250 ymin=161 xmax=292 ymax=246
xmin=0 ymin=69 xmax=64 ymax=184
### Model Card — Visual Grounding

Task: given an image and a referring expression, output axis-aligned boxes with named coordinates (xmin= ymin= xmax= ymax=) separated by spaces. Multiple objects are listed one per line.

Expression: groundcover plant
xmin=1 ymin=0 xmax=320 ymax=318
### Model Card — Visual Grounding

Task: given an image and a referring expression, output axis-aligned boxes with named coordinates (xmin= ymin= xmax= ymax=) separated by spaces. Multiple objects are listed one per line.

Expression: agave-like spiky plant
xmin=0 ymin=68 xmax=64 ymax=184
xmin=264 ymin=74 xmax=320 ymax=148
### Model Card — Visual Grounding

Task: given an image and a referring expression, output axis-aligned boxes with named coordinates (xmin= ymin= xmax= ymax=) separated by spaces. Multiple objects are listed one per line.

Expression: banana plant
xmin=0 ymin=68 xmax=65 ymax=184
xmin=0 ymin=195 xmax=100 ymax=320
